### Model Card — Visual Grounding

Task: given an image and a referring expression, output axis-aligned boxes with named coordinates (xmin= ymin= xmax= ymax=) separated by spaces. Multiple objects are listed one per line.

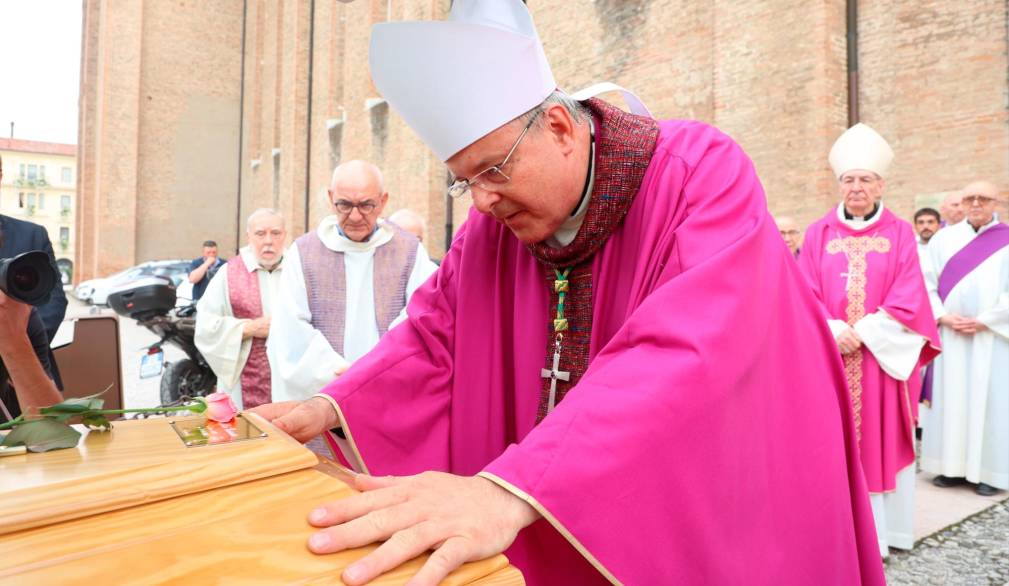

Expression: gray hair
xmin=518 ymin=90 xmax=590 ymax=129
xmin=246 ymin=207 xmax=284 ymax=231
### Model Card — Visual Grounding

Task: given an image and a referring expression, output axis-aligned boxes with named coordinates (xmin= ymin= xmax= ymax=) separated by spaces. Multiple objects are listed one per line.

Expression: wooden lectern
xmin=0 ymin=414 xmax=523 ymax=585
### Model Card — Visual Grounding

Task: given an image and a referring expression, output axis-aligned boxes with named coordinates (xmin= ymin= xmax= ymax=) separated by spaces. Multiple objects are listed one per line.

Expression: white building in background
xmin=0 ymin=137 xmax=78 ymax=283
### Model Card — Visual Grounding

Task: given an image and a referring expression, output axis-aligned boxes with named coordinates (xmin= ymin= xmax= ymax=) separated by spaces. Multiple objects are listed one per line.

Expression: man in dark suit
xmin=0 ymin=154 xmax=68 ymax=340
xmin=0 ymin=154 xmax=68 ymax=390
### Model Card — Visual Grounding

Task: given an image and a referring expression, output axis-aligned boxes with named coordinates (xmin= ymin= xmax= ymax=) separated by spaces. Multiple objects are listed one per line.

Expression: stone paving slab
xmin=915 ymin=472 xmax=1007 ymax=541
xmin=886 ymin=498 xmax=1009 ymax=586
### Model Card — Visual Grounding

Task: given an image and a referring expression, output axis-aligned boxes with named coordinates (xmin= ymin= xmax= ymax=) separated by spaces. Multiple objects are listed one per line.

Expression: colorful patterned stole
xmin=525 ymin=98 xmax=659 ymax=421
xmin=226 ymin=256 xmax=272 ymax=408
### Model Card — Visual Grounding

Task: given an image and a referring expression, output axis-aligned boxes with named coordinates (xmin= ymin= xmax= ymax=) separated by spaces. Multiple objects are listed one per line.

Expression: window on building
xmin=27 ymin=165 xmax=37 ymax=182
xmin=272 ymin=149 xmax=281 ymax=208
xmin=369 ymin=100 xmax=389 ymax=164
xmin=60 ymin=227 xmax=70 ymax=243
xmin=39 ymin=165 xmax=46 ymax=182
xmin=18 ymin=192 xmax=25 ymax=208
xmin=19 ymin=164 xmax=25 ymax=179
xmin=61 ymin=195 xmax=71 ymax=210
xmin=328 ymin=120 xmax=344 ymax=171
xmin=27 ymin=193 xmax=36 ymax=208
xmin=38 ymin=193 xmax=45 ymax=209
xmin=62 ymin=167 xmax=72 ymax=183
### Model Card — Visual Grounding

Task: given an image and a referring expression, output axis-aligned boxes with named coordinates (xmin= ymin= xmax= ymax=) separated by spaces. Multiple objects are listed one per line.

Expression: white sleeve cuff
xmin=827 ymin=319 xmax=850 ymax=339
xmin=853 ymin=311 xmax=926 ymax=381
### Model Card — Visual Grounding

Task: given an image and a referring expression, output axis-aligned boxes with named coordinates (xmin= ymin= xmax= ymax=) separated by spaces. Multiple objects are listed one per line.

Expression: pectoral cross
xmin=541 ymin=347 xmax=570 ymax=413
xmin=540 ymin=267 xmax=574 ymax=414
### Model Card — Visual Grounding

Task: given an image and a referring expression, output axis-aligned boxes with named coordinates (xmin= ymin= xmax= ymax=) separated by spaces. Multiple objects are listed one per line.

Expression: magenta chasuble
xmin=321 ymin=104 xmax=884 ymax=585
xmin=800 ymin=207 xmax=941 ymax=494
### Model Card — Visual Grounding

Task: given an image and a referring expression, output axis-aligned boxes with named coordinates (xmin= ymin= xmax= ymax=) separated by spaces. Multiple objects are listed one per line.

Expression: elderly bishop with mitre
xmin=254 ymin=2 xmax=884 ymax=584
xmin=799 ymin=123 xmax=940 ymax=558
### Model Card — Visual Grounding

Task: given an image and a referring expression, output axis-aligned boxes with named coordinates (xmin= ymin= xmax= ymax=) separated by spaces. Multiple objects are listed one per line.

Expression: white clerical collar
xmin=239 ymin=246 xmax=283 ymax=273
xmin=967 ymin=215 xmax=1000 ymax=235
xmin=546 ymin=120 xmax=596 ymax=249
xmin=837 ymin=201 xmax=885 ymax=230
xmin=317 ymin=215 xmax=395 ymax=253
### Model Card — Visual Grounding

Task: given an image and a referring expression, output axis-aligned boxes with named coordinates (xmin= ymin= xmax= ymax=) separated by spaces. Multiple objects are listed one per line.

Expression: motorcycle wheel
xmin=160 ymin=359 xmax=216 ymax=405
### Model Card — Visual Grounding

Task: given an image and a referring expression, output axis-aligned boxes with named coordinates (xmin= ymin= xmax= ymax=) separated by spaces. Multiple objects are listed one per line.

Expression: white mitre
xmin=828 ymin=123 xmax=894 ymax=179
xmin=369 ymin=0 xmax=556 ymax=162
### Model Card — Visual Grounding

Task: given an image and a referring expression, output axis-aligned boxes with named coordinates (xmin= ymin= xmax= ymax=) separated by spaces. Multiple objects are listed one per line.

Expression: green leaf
xmin=81 ymin=412 xmax=112 ymax=431
xmin=0 ymin=419 xmax=82 ymax=453
xmin=36 ymin=386 xmax=113 ymax=417
xmin=39 ymin=396 xmax=105 ymax=415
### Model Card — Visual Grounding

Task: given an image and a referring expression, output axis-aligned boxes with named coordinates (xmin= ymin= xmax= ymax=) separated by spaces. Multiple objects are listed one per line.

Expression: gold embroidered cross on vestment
xmin=826 ymin=234 xmax=891 ymax=441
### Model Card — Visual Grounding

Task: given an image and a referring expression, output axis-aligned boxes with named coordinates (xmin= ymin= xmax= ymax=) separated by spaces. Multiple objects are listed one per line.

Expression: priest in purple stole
xmin=799 ymin=123 xmax=940 ymax=558
xmin=252 ymin=2 xmax=884 ymax=584
xmin=196 ymin=209 xmax=287 ymax=409
xmin=922 ymin=181 xmax=1009 ymax=496
xmin=266 ymin=160 xmax=439 ymax=404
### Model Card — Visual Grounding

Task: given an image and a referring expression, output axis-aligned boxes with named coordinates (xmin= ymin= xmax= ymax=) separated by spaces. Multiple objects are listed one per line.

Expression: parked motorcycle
xmin=107 ymin=276 xmax=217 ymax=404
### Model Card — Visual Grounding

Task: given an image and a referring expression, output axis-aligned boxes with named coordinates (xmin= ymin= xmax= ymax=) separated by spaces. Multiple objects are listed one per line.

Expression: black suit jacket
xmin=0 ymin=214 xmax=69 ymax=340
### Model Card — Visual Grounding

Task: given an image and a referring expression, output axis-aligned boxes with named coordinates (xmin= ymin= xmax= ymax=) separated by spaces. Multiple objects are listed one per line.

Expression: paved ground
xmin=885 ymin=497 xmax=1009 ymax=585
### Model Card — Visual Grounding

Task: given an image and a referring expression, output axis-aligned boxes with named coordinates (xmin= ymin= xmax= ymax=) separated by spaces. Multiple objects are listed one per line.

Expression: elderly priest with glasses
xmin=252 ymin=2 xmax=885 ymax=585
xmin=267 ymin=160 xmax=438 ymax=404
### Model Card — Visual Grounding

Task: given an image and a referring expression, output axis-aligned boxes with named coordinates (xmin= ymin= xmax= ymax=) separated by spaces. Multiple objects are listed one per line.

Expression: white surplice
xmin=195 ymin=247 xmax=285 ymax=409
xmin=922 ymin=218 xmax=1009 ymax=489
xmin=268 ymin=217 xmax=439 ymax=401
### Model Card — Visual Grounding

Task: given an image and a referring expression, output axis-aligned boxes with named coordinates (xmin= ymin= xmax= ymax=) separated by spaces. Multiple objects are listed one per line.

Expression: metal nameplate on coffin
xmin=169 ymin=414 xmax=267 ymax=447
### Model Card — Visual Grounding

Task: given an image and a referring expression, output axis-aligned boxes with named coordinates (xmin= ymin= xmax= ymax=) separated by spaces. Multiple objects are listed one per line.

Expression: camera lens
xmin=11 ymin=265 xmax=40 ymax=292
xmin=0 ymin=250 xmax=57 ymax=306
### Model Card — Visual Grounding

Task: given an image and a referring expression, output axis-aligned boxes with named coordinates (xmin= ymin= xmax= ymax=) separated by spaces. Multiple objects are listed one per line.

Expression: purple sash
xmin=937 ymin=223 xmax=1009 ymax=302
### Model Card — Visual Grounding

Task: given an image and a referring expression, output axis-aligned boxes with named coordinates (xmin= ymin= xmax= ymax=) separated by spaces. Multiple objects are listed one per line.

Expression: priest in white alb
xmin=922 ymin=181 xmax=1008 ymax=497
xmin=267 ymin=160 xmax=438 ymax=401
xmin=798 ymin=123 xmax=941 ymax=557
xmin=195 ymin=208 xmax=287 ymax=409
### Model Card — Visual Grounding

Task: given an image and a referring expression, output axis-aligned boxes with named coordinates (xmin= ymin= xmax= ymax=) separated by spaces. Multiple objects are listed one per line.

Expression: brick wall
xmin=858 ymin=0 xmax=1009 ymax=220
xmin=76 ymin=0 xmax=242 ymax=281
xmin=78 ymin=0 xmax=1008 ymax=274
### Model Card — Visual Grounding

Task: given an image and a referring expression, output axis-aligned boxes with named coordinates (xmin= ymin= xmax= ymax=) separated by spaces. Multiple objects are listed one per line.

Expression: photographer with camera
xmin=0 ymin=155 xmax=68 ymax=344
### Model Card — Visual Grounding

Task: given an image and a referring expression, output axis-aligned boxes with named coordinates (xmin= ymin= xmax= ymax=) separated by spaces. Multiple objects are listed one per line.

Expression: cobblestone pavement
xmin=885 ymin=497 xmax=1009 ymax=586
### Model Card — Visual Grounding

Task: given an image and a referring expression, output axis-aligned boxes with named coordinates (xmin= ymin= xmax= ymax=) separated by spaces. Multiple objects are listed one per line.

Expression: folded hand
xmin=836 ymin=327 xmax=862 ymax=355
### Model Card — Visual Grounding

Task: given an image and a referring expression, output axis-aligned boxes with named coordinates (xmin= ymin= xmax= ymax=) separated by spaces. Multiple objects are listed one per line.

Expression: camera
xmin=0 ymin=251 xmax=59 ymax=306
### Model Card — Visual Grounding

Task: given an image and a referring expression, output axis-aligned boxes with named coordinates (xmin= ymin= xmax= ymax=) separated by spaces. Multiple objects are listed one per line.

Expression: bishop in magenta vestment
xmin=319 ymin=101 xmax=884 ymax=585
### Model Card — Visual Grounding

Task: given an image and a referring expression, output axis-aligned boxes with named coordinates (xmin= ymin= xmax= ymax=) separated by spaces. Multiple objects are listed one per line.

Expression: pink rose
xmin=203 ymin=392 xmax=238 ymax=423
